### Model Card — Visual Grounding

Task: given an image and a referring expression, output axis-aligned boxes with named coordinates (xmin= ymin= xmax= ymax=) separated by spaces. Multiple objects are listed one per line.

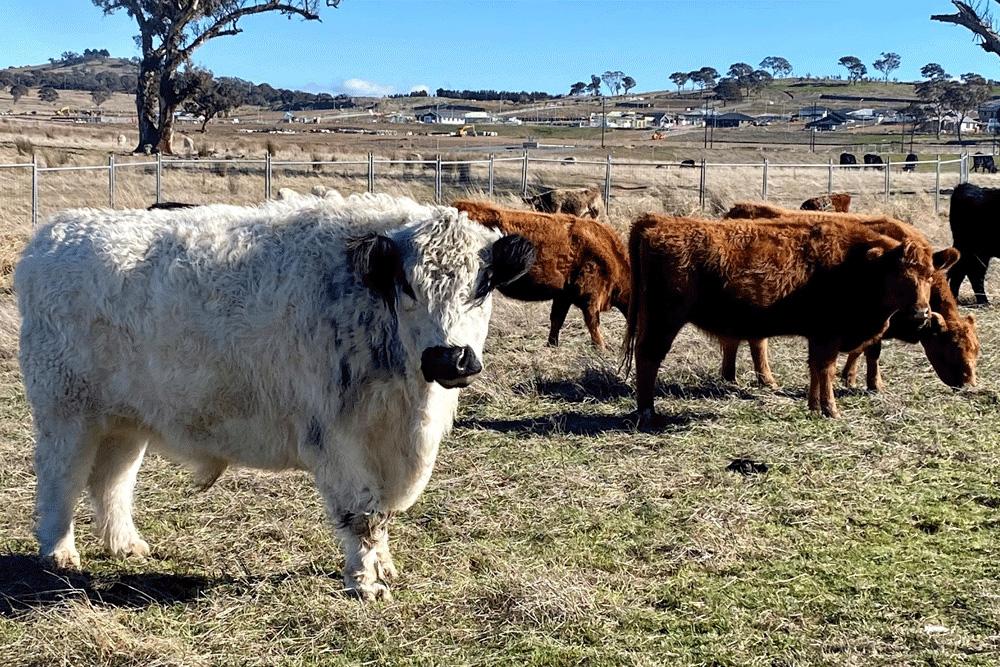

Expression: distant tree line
xmin=388 ymin=90 xmax=429 ymax=98
xmin=435 ymin=88 xmax=553 ymax=102
xmin=0 ymin=52 xmax=356 ymax=113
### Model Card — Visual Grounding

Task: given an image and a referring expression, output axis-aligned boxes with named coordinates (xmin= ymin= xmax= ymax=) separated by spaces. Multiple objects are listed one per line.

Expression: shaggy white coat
xmin=16 ymin=192 xmax=502 ymax=600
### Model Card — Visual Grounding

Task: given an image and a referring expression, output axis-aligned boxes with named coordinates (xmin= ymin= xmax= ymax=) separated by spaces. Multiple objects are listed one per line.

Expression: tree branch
xmin=932 ymin=0 xmax=1000 ymax=57
xmin=179 ymin=2 xmax=322 ymax=60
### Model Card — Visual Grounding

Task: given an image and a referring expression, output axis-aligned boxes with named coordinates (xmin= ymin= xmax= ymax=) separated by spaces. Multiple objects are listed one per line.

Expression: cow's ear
xmin=933 ymin=247 xmax=960 ymax=272
xmin=349 ymin=233 xmax=414 ymax=307
xmin=491 ymin=234 xmax=536 ymax=287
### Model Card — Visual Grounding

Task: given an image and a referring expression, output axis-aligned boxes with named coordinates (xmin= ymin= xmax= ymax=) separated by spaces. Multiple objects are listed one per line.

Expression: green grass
xmin=1 ymin=291 xmax=998 ymax=665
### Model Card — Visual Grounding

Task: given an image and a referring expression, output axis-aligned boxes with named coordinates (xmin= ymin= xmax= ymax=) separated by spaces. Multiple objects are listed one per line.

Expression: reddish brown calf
xmin=453 ymin=199 xmax=630 ymax=348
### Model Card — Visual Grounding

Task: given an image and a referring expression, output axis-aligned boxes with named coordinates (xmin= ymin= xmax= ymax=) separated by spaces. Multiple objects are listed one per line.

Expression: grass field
xmin=0 ymin=137 xmax=998 ymax=664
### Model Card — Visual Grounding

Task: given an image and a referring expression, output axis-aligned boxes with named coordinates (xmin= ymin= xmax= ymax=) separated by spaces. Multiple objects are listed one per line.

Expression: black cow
xmin=948 ymin=182 xmax=999 ymax=304
xmin=680 ymin=159 xmax=697 ymax=168
xmin=903 ymin=153 xmax=918 ymax=172
xmin=972 ymin=153 xmax=997 ymax=174
xmin=863 ymin=153 xmax=885 ymax=169
xmin=148 ymin=201 xmax=198 ymax=210
xmin=839 ymin=152 xmax=858 ymax=168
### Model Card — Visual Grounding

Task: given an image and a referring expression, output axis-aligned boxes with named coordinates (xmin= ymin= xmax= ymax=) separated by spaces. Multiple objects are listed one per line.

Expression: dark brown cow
xmin=453 ymin=199 xmax=630 ymax=348
xmin=800 ymin=192 xmax=851 ymax=212
xmin=524 ymin=186 xmax=605 ymax=219
xmin=624 ymin=213 xmax=951 ymax=420
xmin=718 ymin=206 xmax=976 ymax=390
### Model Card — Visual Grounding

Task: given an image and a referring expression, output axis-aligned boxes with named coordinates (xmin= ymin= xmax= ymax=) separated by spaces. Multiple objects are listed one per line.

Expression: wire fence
xmin=0 ymin=150 xmax=983 ymax=230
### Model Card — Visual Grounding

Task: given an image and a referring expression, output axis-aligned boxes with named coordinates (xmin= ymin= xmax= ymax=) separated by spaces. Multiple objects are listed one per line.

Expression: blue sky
xmin=2 ymin=1 xmax=999 ymax=95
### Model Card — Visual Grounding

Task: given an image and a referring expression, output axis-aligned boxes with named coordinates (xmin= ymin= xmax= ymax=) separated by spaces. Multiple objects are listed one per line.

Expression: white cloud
xmin=409 ymin=84 xmax=431 ymax=94
xmin=340 ymin=78 xmax=395 ymax=97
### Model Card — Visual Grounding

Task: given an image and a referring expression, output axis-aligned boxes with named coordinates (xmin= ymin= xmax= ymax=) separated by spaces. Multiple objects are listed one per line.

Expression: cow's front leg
xmin=335 ymin=510 xmax=395 ymax=601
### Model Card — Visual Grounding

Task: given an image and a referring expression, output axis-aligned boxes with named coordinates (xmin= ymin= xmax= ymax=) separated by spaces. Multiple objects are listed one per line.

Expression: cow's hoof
xmin=821 ymin=407 xmax=842 ymax=419
xmin=346 ymin=579 xmax=392 ymax=602
xmin=637 ymin=409 xmax=669 ymax=430
xmin=546 ymin=339 xmax=559 ymax=347
xmin=376 ymin=556 xmax=398 ymax=582
xmin=43 ymin=547 xmax=81 ymax=571
xmin=108 ymin=536 xmax=151 ymax=559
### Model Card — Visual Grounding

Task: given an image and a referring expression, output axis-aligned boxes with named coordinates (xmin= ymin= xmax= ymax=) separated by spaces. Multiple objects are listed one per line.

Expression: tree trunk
xmin=200 ymin=116 xmax=210 ymax=133
xmin=134 ymin=58 xmax=161 ymax=154
xmin=156 ymin=70 xmax=178 ymax=155
xmin=957 ymin=114 xmax=964 ymax=144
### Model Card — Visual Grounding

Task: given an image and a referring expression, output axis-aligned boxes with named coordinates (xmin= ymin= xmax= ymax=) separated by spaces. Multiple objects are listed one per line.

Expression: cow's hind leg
xmin=547 ymin=295 xmax=572 ymax=347
xmin=635 ymin=318 xmax=684 ymax=425
xmin=334 ymin=510 xmax=394 ymax=601
xmin=841 ymin=351 xmax=861 ymax=388
xmin=749 ymin=338 xmax=778 ymax=388
xmin=719 ymin=337 xmax=740 ymax=382
xmin=34 ymin=416 xmax=99 ymax=569
xmin=967 ymin=260 xmax=990 ymax=306
xmin=88 ymin=433 xmax=150 ymax=558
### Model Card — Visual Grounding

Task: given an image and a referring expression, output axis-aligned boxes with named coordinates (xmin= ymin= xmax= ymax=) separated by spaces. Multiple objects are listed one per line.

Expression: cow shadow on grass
xmin=458 ymin=406 xmax=716 ymax=436
xmin=0 ymin=553 xmax=232 ymax=617
xmin=0 ymin=553 xmax=357 ymax=617
xmin=515 ymin=368 xmax=757 ymax=404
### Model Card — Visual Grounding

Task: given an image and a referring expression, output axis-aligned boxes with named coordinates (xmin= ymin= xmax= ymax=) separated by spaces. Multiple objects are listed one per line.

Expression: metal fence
xmin=0 ymin=150 xmax=978 ymax=229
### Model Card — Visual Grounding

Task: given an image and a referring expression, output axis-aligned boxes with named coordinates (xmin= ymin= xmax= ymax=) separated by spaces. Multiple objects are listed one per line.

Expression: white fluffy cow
xmin=16 ymin=193 xmax=534 ymax=600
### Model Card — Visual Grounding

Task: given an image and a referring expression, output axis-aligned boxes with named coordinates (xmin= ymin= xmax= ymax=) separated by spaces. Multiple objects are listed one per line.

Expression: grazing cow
xmin=680 ymin=159 xmax=697 ymax=168
xmin=624 ymin=213 xmax=946 ymax=420
xmin=524 ymin=186 xmax=605 ymax=219
xmin=725 ymin=201 xmax=884 ymax=222
xmin=453 ymin=199 xmax=629 ymax=348
xmin=948 ymin=182 xmax=1000 ymax=304
xmin=972 ymin=153 xmax=997 ymax=174
xmin=800 ymin=193 xmax=851 ymax=212
xmin=840 ymin=153 xmax=858 ymax=167
xmin=863 ymin=153 xmax=885 ymax=169
xmin=16 ymin=193 xmax=535 ymax=600
xmin=903 ymin=153 xmax=918 ymax=172
xmin=717 ymin=206 xmax=974 ymax=390
xmin=147 ymin=201 xmax=197 ymax=210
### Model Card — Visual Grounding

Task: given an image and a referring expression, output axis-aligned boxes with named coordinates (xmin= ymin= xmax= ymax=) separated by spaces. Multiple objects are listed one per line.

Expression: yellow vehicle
xmin=455 ymin=124 xmax=477 ymax=137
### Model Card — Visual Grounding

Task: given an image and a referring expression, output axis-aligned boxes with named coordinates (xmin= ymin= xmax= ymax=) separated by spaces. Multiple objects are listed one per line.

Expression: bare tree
xmin=932 ymin=1 xmax=1000 ymax=57
xmin=92 ymin=0 xmax=341 ymax=154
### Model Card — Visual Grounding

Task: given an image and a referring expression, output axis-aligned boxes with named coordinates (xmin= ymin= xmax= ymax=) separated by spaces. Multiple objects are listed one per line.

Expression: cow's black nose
xmin=421 ymin=345 xmax=482 ymax=388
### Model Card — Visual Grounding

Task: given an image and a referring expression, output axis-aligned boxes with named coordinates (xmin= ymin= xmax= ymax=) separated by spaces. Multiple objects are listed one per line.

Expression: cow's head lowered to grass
xmin=350 ymin=212 xmax=535 ymax=388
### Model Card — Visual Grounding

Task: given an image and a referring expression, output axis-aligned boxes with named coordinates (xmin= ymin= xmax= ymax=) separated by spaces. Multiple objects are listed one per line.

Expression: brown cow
xmin=524 ymin=187 xmax=605 ymax=219
xmin=453 ymin=199 xmax=630 ymax=348
xmin=800 ymin=193 xmax=851 ymax=212
xmin=624 ymin=213 xmax=953 ymax=420
xmin=719 ymin=205 xmax=978 ymax=390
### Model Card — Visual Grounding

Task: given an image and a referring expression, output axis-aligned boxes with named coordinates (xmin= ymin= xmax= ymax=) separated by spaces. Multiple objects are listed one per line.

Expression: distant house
xmin=416 ymin=104 xmax=488 ymax=124
xmin=589 ymin=110 xmax=649 ymax=129
xmin=979 ymin=98 xmax=1000 ymax=132
xmin=805 ymin=110 xmax=851 ymax=131
xmin=939 ymin=113 xmax=980 ymax=135
xmin=845 ymin=108 xmax=885 ymax=123
xmin=708 ymin=112 xmax=754 ymax=128
xmin=644 ymin=111 xmax=674 ymax=128
xmin=796 ymin=106 xmax=835 ymax=121
xmin=677 ymin=109 xmax=711 ymax=126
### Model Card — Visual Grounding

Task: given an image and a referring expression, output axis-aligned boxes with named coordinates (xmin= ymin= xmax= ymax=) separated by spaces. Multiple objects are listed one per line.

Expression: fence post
xmin=435 ymin=154 xmax=442 ymax=203
xmin=264 ymin=152 xmax=272 ymax=200
xmin=699 ymin=158 xmax=707 ymax=211
xmin=108 ymin=154 xmax=116 ymax=208
xmin=761 ymin=158 xmax=768 ymax=200
xmin=884 ymin=157 xmax=891 ymax=204
xmin=488 ymin=153 xmax=495 ymax=196
xmin=827 ymin=158 xmax=833 ymax=195
xmin=367 ymin=152 xmax=374 ymax=193
xmin=31 ymin=154 xmax=38 ymax=228
xmin=521 ymin=149 xmax=529 ymax=197
xmin=155 ymin=152 xmax=163 ymax=204
xmin=935 ymin=154 xmax=941 ymax=214
xmin=604 ymin=154 xmax=612 ymax=211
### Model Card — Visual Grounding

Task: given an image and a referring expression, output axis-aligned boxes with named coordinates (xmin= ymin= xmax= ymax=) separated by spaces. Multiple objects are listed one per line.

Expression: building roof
xmin=715 ymin=112 xmax=755 ymax=121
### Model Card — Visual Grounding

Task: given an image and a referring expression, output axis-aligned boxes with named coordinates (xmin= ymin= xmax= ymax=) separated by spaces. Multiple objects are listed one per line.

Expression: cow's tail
xmin=621 ymin=215 xmax=654 ymax=379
